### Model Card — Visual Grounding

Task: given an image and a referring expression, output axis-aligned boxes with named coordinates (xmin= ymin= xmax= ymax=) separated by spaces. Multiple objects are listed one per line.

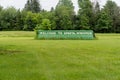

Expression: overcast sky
xmin=0 ymin=0 xmax=120 ymax=12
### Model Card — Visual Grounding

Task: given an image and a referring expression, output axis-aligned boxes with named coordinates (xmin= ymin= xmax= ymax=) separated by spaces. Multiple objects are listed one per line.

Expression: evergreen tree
xmin=31 ymin=0 xmax=41 ymax=13
xmin=50 ymin=7 xmax=54 ymax=12
xmin=14 ymin=10 xmax=24 ymax=30
xmin=24 ymin=0 xmax=31 ymax=11
xmin=24 ymin=0 xmax=41 ymax=13
xmin=56 ymin=0 xmax=74 ymax=9
xmin=93 ymin=1 xmax=101 ymax=31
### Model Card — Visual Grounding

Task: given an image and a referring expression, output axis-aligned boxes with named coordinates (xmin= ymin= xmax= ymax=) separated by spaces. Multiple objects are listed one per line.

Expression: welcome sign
xmin=36 ymin=30 xmax=95 ymax=40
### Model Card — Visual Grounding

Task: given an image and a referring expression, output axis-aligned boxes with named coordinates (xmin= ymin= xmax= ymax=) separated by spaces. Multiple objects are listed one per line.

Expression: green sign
xmin=35 ymin=30 xmax=95 ymax=40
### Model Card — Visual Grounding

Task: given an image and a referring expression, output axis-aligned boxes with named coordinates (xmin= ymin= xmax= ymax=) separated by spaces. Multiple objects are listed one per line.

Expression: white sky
xmin=0 ymin=0 xmax=120 ymax=12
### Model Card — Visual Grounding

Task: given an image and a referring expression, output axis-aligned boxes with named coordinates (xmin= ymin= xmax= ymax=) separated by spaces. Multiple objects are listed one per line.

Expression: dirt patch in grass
xmin=0 ymin=49 xmax=24 ymax=55
xmin=0 ymin=45 xmax=25 ymax=55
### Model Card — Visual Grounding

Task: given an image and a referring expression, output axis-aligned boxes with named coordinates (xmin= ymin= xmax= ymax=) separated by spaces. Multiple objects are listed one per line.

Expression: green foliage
xmin=80 ymin=14 xmax=90 ymax=29
xmin=78 ymin=0 xmax=93 ymax=30
xmin=104 ymin=0 xmax=120 ymax=33
xmin=96 ymin=11 xmax=112 ymax=32
xmin=23 ymin=11 xmax=42 ymax=31
xmin=40 ymin=10 xmax=56 ymax=29
xmin=35 ymin=19 xmax=52 ymax=30
xmin=55 ymin=0 xmax=75 ymax=30
xmin=0 ymin=7 xmax=17 ymax=30
xmin=0 ymin=5 xmax=3 ymax=11
xmin=12 ymin=10 xmax=24 ymax=30
xmin=92 ymin=1 xmax=101 ymax=31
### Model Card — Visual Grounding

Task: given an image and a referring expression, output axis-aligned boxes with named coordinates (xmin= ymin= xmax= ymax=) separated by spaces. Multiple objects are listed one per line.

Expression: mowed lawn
xmin=0 ymin=31 xmax=120 ymax=80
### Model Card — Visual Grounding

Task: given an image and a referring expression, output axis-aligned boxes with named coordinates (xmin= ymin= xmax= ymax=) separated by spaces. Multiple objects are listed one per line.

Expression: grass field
xmin=0 ymin=31 xmax=120 ymax=80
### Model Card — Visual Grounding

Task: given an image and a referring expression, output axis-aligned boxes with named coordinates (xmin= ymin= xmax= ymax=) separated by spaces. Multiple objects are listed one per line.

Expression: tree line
xmin=0 ymin=0 xmax=120 ymax=33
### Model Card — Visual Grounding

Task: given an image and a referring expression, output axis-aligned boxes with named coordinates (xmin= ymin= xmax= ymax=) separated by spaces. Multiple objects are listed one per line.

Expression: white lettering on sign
xmin=58 ymin=32 xmax=62 ymax=34
xmin=39 ymin=31 xmax=93 ymax=35
xmin=76 ymin=32 xmax=92 ymax=35
xmin=40 ymin=32 xmax=56 ymax=35
xmin=64 ymin=32 xmax=76 ymax=35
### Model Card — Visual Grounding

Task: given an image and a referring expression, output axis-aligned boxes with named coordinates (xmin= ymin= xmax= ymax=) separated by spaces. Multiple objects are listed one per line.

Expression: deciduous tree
xmin=55 ymin=0 xmax=75 ymax=30
xmin=78 ymin=0 xmax=93 ymax=29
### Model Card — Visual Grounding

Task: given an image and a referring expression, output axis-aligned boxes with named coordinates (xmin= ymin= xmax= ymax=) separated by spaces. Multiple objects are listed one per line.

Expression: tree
xmin=78 ymin=0 xmax=93 ymax=30
xmin=56 ymin=0 xmax=74 ymax=9
xmin=23 ymin=11 xmax=42 ymax=31
xmin=104 ymin=0 xmax=120 ymax=32
xmin=40 ymin=10 xmax=56 ymax=30
xmin=35 ymin=19 xmax=52 ymax=30
xmin=55 ymin=0 xmax=75 ymax=30
xmin=14 ymin=10 xmax=24 ymax=30
xmin=92 ymin=1 xmax=101 ymax=31
xmin=96 ymin=10 xmax=112 ymax=32
xmin=0 ymin=5 xmax=2 ymax=12
xmin=24 ymin=0 xmax=31 ymax=11
xmin=24 ymin=0 xmax=41 ymax=13
xmin=50 ymin=7 xmax=54 ymax=12
xmin=0 ymin=7 xmax=17 ymax=30
xmin=31 ymin=0 xmax=41 ymax=13
xmin=0 ymin=5 xmax=3 ymax=30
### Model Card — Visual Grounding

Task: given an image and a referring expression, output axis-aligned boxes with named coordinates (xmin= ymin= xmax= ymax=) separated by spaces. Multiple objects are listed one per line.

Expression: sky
xmin=0 ymin=0 xmax=120 ymax=12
